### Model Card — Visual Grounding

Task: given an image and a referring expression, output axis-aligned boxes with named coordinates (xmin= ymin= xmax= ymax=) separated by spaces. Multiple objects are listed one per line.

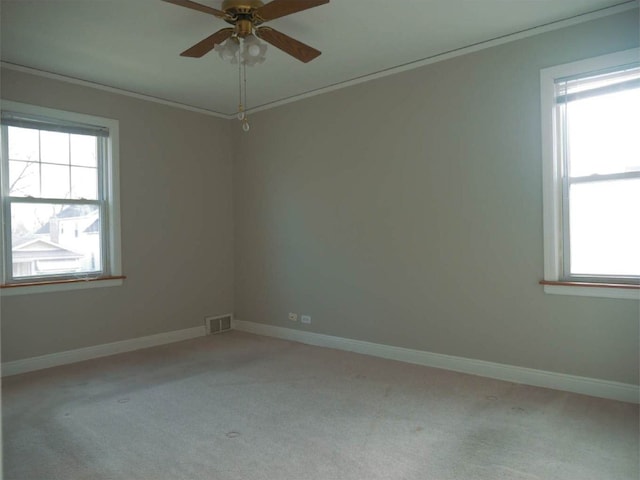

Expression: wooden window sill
xmin=1 ymin=276 xmax=126 ymax=295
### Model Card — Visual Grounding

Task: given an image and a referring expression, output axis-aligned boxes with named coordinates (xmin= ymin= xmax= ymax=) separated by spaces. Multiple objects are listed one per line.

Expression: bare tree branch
xmin=9 ymin=161 xmax=36 ymax=195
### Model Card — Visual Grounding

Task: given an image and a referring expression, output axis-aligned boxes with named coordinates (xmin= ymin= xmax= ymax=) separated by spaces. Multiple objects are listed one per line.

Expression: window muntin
xmin=541 ymin=50 xmax=640 ymax=293
xmin=1 ymin=103 xmax=119 ymax=287
xmin=8 ymin=127 xmax=100 ymax=200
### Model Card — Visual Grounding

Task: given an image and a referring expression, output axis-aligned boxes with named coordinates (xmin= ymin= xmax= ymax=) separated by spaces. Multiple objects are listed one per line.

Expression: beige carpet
xmin=3 ymin=331 xmax=638 ymax=480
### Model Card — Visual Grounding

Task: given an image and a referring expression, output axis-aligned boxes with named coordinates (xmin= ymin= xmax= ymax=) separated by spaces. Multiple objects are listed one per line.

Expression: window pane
xmin=567 ymin=87 xmax=640 ymax=177
xmin=71 ymin=166 xmax=98 ymax=200
xmin=8 ymin=126 xmax=39 ymax=161
xmin=9 ymin=160 xmax=40 ymax=197
xmin=569 ymin=178 xmax=640 ymax=276
xmin=70 ymin=134 xmax=97 ymax=167
xmin=11 ymin=202 xmax=102 ymax=278
xmin=40 ymin=131 xmax=70 ymax=165
xmin=41 ymin=164 xmax=70 ymax=199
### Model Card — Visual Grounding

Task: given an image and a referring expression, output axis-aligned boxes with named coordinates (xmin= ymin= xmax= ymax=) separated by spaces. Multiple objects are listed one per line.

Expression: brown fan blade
xmin=181 ymin=28 xmax=234 ymax=57
xmin=255 ymin=0 xmax=329 ymax=22
xmin=256 ymin=27 xmax=320 ymax=63
xmin=163 ymin=0 xmax=226 ymax=19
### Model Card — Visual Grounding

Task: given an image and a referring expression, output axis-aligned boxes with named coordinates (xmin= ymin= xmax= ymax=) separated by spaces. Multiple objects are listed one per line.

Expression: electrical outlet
xmin=288 ymin=312 xmax=298 ymax=322
xmin=301 ymin=315 xmax=311 ymax=324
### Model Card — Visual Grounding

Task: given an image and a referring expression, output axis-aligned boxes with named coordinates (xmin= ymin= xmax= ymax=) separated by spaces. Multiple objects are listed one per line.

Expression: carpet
xmin=3 ymin=331 xmax=638 ymax=479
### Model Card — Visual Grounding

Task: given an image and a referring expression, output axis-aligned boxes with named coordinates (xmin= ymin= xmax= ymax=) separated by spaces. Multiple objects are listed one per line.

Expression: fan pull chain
xmin=237 ymin=44 xmax=245 ymax=121
xmin=241 ymin=59 xmax=250 ymax=132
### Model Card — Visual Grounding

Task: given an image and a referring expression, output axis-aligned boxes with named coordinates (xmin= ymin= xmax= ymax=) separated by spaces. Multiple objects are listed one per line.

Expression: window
xmin=540 ymin=49 xmax=640 ymax=299
xmin=0 ymin=101 xmax=122 ymax=294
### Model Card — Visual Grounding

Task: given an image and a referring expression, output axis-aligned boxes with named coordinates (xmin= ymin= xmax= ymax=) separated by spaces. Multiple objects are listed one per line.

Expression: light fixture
xmin=166 ymin=0 xmax=329 ymax=132
xmin=214 ymin=36 xmax=240 ymax=63
xmin=214 ymin=33 xmax=267 ymax=132
xmin=165 ymin=0 xmax=329 ymax=132
xmin=241 ymin=34 xmax=267 ymax=66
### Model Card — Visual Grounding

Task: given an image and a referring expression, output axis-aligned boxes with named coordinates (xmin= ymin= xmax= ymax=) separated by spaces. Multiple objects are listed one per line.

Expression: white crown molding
xmin=247 ymin=2 xmax=640 ymax=114
xmin=233 ymin=319 xmax=640 ymax=404
xmin=1 ymin=325 xmax=207 ymax=377
xmin=1 ymin=2 xmax=636 ymax=118
xmin=0 ymin=62 xmax=233 ymax=119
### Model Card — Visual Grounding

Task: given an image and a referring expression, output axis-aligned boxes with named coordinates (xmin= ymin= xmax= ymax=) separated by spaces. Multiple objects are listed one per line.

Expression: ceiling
xmin=1 ymin=0 xmax=636 ymax=117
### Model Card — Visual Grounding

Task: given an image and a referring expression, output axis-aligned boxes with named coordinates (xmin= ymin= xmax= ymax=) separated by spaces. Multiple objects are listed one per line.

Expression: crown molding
xmin=248 ymin=2 xmax=638 ymax=114
xmin=1 ymin=2 xmax=637 ymax=118
xmin=0 ymin=62 xmax=234 ymax=119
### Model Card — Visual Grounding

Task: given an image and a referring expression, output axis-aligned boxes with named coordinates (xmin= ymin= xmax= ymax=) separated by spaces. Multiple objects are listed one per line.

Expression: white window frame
xmin=0 ymin=100 xmax=122 ymax=295
xmin=540 ymin=48 xmax=640 ymax=300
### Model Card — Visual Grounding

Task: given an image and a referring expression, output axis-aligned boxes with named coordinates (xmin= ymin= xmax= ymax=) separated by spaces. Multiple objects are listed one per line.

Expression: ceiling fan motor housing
xmin=221 ymin=0 xmax=264 ymax=11
xmin=222 ymin=0 xmax=266 ymax=36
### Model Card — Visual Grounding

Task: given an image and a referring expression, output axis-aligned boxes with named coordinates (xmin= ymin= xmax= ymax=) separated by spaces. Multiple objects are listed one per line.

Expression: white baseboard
xmin=233 ymin=319 xmax=640 ymax=404
xmin=2 ymin=325 xmax=207 ymax=377
xmin=5 ymin=319 xmax=637 ymax=404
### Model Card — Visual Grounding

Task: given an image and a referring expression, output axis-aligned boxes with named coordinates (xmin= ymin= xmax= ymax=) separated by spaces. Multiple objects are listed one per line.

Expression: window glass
xmin=41 ymin=163 xmax=71 ymax=198
xmin=8 ymin=126 xmax=38 ymax=161
xmin=40 ymin=131 xmax=70 ymax=165
xmin=9 ymin=160 xmax=40 ymax=197
xmin=566 ymin=88 xmax=640 ymax=177
xmin=70 ymin=134 xmax=97 ymax=167
xmin=71 ymin=166 xmax=98 ymax=200
xmin=10 ymin=203 xmax=102 ymax=278
xmin=569 ymin=178 xmax=640 ymax=276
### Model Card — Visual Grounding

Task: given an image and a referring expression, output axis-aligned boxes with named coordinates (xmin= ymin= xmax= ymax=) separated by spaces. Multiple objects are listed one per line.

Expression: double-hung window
xmin=0 ymin=101 xmax=122 ymax=293
xmin=540 ymin=49 xmax=639 ymax=299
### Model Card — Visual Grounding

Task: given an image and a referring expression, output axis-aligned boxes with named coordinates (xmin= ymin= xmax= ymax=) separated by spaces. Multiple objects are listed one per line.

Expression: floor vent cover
xmin=205 ymin=314 xmax=232 ymax=335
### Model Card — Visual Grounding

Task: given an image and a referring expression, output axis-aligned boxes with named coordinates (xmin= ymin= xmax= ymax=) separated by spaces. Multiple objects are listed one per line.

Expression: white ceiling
xmin=1 ymin=0 xmax=636 ymax=117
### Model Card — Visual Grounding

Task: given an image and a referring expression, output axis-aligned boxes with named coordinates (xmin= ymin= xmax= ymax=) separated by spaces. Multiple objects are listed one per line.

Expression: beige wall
xmin=234 ymin=11 xmax=640 ymax=384
xmin=1 ymin=10 xmax=638 ymax=385
xmin=1 ymin=69 xmax=234 ymax=362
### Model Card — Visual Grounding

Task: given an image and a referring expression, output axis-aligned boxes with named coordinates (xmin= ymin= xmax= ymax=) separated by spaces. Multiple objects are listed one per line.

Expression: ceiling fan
xmin=163 ymin=0 xmax=329 ymax=63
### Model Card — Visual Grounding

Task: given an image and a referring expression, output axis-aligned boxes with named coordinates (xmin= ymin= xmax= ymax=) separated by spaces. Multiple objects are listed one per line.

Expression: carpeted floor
xmin=3 ymin=331 xmax=638 ymax=480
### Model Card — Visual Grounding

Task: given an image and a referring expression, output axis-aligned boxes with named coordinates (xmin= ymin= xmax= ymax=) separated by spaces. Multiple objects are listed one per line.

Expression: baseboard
xmin=1 ymin=325 xmax=207 ymax=377
xmin=5 ymin=320 xmax=636 ymax=404
xmin=232 ymin=319 xmax=640 ymax=404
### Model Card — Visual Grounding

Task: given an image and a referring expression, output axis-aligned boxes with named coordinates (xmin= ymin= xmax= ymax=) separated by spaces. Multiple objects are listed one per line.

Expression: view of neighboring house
xmin=12 ymin=205 xmax=101 ymax=277
xmin=12 ymin=238 xmax=83 ymax=277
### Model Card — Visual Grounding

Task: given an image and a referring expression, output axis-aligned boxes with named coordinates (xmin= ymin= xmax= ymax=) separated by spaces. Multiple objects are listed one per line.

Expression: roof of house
xmin=33 ymin=205 xmax=99 ymax=235
xmin=84 ymin=218 xmax=100 ymax=233
xmin=12 ymin=238 xmax=82 ymax=261
xmin=56 ymin=205 xmax=96 ymax=218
